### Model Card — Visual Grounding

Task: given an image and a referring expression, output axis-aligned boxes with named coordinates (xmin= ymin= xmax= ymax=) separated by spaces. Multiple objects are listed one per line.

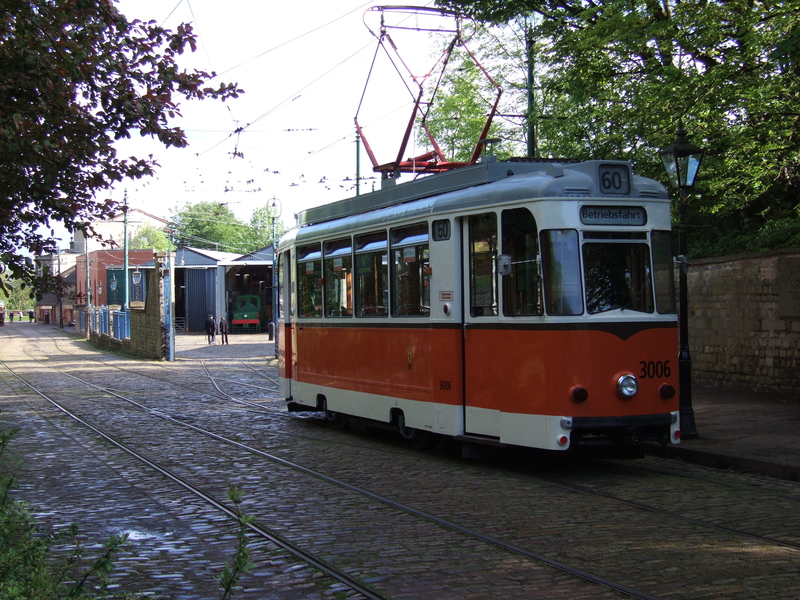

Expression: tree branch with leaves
xmin=0 ymin=0 xmax=242 ymax=294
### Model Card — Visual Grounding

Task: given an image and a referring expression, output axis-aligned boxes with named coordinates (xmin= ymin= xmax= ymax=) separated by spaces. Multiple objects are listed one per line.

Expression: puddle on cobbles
xmin=114 ymin=528 xmax=175 ymax=542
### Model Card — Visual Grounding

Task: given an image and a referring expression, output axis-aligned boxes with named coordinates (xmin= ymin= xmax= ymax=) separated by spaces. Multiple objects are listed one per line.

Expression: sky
xmin=108 ymin=0 xmax=459 ymax=232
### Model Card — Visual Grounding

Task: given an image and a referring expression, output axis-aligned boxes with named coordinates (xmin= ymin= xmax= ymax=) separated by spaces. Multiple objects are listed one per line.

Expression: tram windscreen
xmin=541 ymin=230 xmax=583 ymax=315
xmin=582 ymin=243 xmax=654 ymax=314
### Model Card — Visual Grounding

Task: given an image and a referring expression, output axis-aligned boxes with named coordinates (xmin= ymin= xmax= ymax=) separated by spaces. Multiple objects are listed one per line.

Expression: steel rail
xmin=5 ymin=357 xmax=663 ymax=600
xmin=0 ymin=359 xmax=389 ymax=600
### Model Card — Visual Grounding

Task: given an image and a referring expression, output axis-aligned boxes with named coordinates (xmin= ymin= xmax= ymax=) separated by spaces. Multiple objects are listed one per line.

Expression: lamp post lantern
xmin=132 ymin=267 xmax=142 ymax=303
xmin=660 ymin=120 xmax=704 ymax=440
xmin=97 ymin=281 xmax=104 ymax=305
xmin=110 ymin=274 xmax=118 ymax=305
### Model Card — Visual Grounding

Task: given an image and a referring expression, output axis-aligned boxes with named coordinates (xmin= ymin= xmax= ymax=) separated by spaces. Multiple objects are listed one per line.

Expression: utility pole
xmin=57 ymin=247 xmax=63 ymax=328
xmin=269 ymin=197 xmax=282 ymax=355
xmin=123 ymin=190 xmax=129 ymax=311
xmin=356 ymin=131 xmax=361 ymax=197
xmin=526 ymin=19 xmax=537 ymax=159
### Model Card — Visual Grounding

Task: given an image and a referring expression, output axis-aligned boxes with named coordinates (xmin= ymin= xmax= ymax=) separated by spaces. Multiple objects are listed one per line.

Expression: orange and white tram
xmin=276 ymin=158 xmax=681 ymax=453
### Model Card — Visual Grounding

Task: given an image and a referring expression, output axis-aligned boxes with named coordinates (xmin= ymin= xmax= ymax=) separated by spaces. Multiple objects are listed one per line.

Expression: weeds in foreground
xmin=220 ymin=485 xmax=255 ymax=600
xmin=2 ymin=429 xmax=260 ymax=599
xmin=0 ymin=428 xmax=128 ymax=598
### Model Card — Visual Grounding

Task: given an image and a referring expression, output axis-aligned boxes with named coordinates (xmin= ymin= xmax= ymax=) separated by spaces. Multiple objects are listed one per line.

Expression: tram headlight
xmin=615 ymin=373 xmax=638 ymax=398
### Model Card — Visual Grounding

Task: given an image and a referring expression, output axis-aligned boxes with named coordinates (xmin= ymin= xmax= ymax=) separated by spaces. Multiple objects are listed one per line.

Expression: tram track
xmin=0 ymin=352 xmax=665 ymax=600
xmin=0 ymin=358 xmax=388 ymax=600
xmin=18 ymin=330 xmax=800 ymax=554
xmin=6 ymin=328 xmax=800 ymax=598
xmin=20 ymin=335 xmax=284 ymax=418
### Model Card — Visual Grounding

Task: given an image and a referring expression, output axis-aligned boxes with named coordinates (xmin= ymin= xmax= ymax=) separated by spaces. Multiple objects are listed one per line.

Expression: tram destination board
xmin=580 ymin=205 xmax=647 ymax=226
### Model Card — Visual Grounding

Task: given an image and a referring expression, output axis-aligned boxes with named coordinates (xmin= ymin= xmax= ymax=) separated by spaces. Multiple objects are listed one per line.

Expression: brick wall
xmin=689 ymin=249 xmax=800 ymax=394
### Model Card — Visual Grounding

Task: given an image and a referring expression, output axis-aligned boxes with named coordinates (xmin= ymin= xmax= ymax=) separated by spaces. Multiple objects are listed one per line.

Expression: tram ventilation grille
xmin=639 ymin=189 xmax=660 ymax=198
xmin=563 ymin=187 xmax=591 ymax=197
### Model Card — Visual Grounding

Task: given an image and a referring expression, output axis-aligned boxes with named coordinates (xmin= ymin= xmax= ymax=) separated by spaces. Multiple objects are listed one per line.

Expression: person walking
xmin=218 ymin=315 xmax=230 ymax=345
xmin=8 ymin=312 xmax=13 ymax=323
xmin=204 ymin=314 xmax=216 ymax=345
xmin=28 ymin=310 xmax=34 ymax=322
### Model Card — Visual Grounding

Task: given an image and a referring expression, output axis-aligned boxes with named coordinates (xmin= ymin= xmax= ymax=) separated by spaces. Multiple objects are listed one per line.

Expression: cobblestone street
xmin=2 ymin=324 xmax=800 ymax=599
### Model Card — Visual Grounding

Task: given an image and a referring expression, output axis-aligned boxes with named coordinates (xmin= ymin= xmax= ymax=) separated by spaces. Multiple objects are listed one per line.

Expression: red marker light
xmin=673 ymin=430 xmax=682 ymax=440
xmin=659 ymin=384 xmax=676 ymax=399
xmin=557 ymin=435 xmax=569 ymax=446
xmin=570 ymin=386 xmax=588 ymax=403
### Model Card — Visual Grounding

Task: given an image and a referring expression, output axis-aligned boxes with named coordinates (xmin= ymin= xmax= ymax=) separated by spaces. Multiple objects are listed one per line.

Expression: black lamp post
xmin=660 ymin=120 xmax=704 ymax=440
xmin=269 ymin=197 xmax=282 ymax=348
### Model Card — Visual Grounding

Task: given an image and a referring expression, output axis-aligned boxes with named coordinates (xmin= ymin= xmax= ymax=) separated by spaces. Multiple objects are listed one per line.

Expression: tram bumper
xmin=566 ymin=412 xmax=677 ymax=448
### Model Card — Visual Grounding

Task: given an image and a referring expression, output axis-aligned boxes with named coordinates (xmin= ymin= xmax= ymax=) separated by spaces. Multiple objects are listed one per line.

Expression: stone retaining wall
xmin=689 ymin=249 xmax=800 ymax=395
xmin=127 ymin=261 xmax=165 ymax=359
xmin=87 ymin=252 xmax=166 ymax=360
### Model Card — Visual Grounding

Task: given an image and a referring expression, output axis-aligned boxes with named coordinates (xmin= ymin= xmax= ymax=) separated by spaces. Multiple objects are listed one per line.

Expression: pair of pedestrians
xmin=205 ymin=315 xmax=230 ymax=345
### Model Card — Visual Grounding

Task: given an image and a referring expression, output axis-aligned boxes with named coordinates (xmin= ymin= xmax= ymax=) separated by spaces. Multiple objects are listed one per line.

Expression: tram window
xmin=297 ymin=243 xmax=322 ymax=318
xmin=652 ymin=230 xmax=677 ymax=314
xmin=502 ymin=208 xmax=542 ymax=316
xmin=541 ymin=230 xmax=583 ymax=315
xmin=583 ymin=242 xmax=654 ymax=314
xmin=354 ymin=231 xmax=388 ymax=317
xmin=277 ymin=251 xmax=286 ymax=320
xmin=324 ymin=238 xmax=353 ymax=317
xmin=391 ymin=223 xmax=430 ymax=317
xmin=469 ymin=213 xmax=498 ymax=317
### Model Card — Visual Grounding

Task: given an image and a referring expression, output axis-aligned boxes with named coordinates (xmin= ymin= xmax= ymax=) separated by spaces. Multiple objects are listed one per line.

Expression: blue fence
xmin=86 ymin=306 xmax=130 ymax=340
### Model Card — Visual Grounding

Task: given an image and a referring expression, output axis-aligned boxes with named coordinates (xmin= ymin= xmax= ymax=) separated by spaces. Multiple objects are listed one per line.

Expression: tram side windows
xmin=278 ymin=250 xmax=289 ymax=320
xmin=652 ymin=230 xmax=677 ymax=314
xmin=502 ymin=208 xmax=542 ymax=316
xmin=296 ymin=243 xmax=322 ymax=318
xmin=583 ymin=239 xmax=654 ymax=314
xmin=324 ymin=238 xmax=353 ymax=317
xmin=540 ymin=230 xmax=583 ymax=315
xmin=354 ymin=231 xmax=388 ymax=317
xmin=391 ymin=223 xmax=430 ymax=317
xmin=468 ymin=213 xmax=498 ymax=317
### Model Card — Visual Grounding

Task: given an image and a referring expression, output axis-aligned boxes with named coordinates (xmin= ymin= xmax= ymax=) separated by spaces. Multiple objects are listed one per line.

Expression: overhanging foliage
xmin=0 ymin=0 xmax=242 ymax=293
xmin=436 ymin=0 xmax=800 ymax=257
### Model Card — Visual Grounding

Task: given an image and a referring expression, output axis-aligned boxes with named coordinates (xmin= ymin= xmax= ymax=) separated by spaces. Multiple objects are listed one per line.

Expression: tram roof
xmin=297 ymin=157 xmax=584 ymax=228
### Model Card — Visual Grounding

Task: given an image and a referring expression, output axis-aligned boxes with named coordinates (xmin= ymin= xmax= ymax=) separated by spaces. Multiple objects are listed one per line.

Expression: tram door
xmin=462 ymin=209 xmax=541 ymax=438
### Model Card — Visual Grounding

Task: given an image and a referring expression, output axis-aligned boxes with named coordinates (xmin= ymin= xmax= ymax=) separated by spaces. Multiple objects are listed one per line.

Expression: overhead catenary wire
xmin=215 ymin=0 xmax=374 ymax=78
xmin=199 ymin=40 xmax=374 ymax=157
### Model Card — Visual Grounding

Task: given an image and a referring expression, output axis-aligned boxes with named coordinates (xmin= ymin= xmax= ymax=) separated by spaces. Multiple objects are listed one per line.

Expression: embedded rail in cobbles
xmin=1 ymin=325 xmax=800 ymax=599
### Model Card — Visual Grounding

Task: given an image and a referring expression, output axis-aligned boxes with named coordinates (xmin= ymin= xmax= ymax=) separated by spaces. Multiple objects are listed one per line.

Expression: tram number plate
xmin=639 ymin=360 xmax=671 ymax=378
xmin=432 ymin=219 xmax=451 ymax=241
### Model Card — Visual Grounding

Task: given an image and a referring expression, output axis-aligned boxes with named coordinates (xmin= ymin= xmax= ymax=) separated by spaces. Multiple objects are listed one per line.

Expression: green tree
xmin=130 ymin=225 xmax=170 ymax=251
xmin=0 ymin=274 xmax=34 ymax=310
xmin=0 ymin=0 xmax=242 ymax=294
xmin=173 ymin=202 xmax=288 ymax=255
xmin=243 ymin=205 xmax=287 ymax=251
xmin=419 ymin=51 xmax=516 ymax=162
xmin=437 ymin=0 xmax=800 ymax=257
xmin=172 ymin=202 xmax=247 ymax=252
